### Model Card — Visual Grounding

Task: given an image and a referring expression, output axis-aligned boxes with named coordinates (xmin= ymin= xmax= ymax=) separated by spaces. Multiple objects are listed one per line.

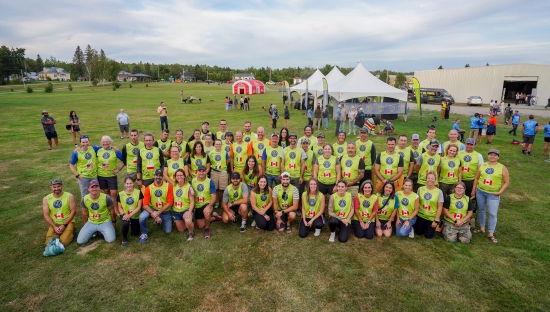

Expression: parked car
xmin=467 ymin=96 xmax=483 ymax=106
xmin=408 ymin=88 xmax=455 ymax=104
xmin=266 ymin=81 xmax=276 ymax=85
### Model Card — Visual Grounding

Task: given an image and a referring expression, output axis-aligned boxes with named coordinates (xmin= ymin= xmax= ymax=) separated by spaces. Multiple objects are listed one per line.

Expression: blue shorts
xmin=173 ymin=209 xmax=192 ymax=221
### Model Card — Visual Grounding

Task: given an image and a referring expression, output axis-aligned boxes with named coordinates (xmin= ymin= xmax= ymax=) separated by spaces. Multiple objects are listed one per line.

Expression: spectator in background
xmin=307 ymin=106 xmax=313 ymax=126
xmin=116 ymin=109 xmax=130 ymax=139
xmin=41 ymin=110 xmax=59 ymax=150
xmin=348 ymin=106 xmax=357 ymax=136
xmin=323 ymin=105 xmax=330 ymax=131
xmin=335 ymin=104 xmax=343 ymax=137
xmin=355 ymin=107 xmax=365 ymax=137
xmin=314 ymin=104 xmax=322 ymax=131
xmin=543 ymin=120 xmax=550 ymax=160
xmin=522 ymin=115 xmax=539 ymax=156
xmin=157 ymin=102 xmax=168 ymax=131
xmin=486 ymin=113 xmax=497 ymax=145
xmin=452 ymin=119 xmax=466 ymax=142
xmin=69 ymin=110 xmax=83 ymax=146
xmin=504 ymin=104 xmax=512 ymax=124
xmin=271 ymin=105 xmax=279 ymax=129
xmin=284 ymin=105 xmax=290 ymax=128
xmin=508 ymin=110 xmax=520 ymax=136
xmin=340 ymin=104 xmax=347 ymax=132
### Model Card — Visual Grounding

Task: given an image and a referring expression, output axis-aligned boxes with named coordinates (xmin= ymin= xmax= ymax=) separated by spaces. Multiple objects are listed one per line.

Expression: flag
xmin=305 ymin=79 xmax=308 ymax=111
xmin=401 ymin=210 xmax=410 ymax=216
xmin=54 ymin=213 xmax=64 ymax=219
xmin=423 ymin=205 xmax=431 ymax=211
xmin=92 ymin=214 xmax=101 ymax=219
xmin=412 ymin=77 xmax=422 ymax=115
xmin=289 ymin=163 xmax=296 ymax=169
xmin=270 ymin=161 xmax=278 ymax=166
xmin=323 ymin=172 xmax=331 ymax=177
xmin=322 ymin=78 xmax=328 ymax=110
xmin=483 ymin=179 xmax=493 ymax=186
xmin=384 ymin=169 xmax=393 ymax=175
xmin=344 ymin=172 xmax=351 ymax=178
xmin=198 ymin=197 xmax=205 ymax=203
xmin=462 ymin=167 xmax=470 ymax=172
xmin=448 ymin=172 xmax=455 ymax=177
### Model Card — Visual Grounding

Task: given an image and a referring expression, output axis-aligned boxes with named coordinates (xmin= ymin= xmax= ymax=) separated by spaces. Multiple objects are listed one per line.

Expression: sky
xmin=1 ymin=0 xmax=549 ymax=72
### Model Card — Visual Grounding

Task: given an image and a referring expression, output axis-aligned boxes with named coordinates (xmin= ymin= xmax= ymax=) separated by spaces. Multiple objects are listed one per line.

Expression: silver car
xmin=467 ymin=96 xmax=483 ymax=106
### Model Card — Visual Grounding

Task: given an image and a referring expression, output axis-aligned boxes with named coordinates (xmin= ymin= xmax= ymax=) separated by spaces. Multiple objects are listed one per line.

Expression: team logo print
xmin=463 ymin=155 xmax=472 ymax=162
xmin=424 ymin=193 xmax=432 ymax=200
xmin=337 ymin=147 xmax=344 ymax=154
xmin=362 ymin=200 xmax=370 ymax=208
xmin=338 ymin=199 xmax=347 ymax=207
xmin=197 ymin=184 xmax=204 ymax=192
xmin=146 ymin=152 xmax=153 ymax=159
xmin=258 ymin=143 xmax=264 ymax=150
xmin=53 ymin=200 xmax=63 ymax=208
xmin=126 ymin=197 xmax=135 ymax=205
xmin=90 ymin=203 xmax=100 ymax=210
xmin=154 ymin=190 xmax=163 ymax=197
xmin=448 ymin=161 xmax=456 ymax=168
xmin=172 ymin=163 xmax=180 ymax=169
xmin=161 ymin=144 xmax=166 ymax=150
xmin=215 ymin=155 xmax=222 ymax=162
xmin=385 ymin=157 xmax=394 ymax=165
xmin=233 ymin=191 xmax=239 ymax=199
xmin=427 ymin=158 xmax=436 ymax=166
xmin=398 ymin=152 xmax=405 ymax=158
xmin=260 ymin=194 xmax=267 ymax=201
xmin=245 ymin=137 xmax=251 ymax=142
xmin=289 ymin=152 xmax=296 ymax=159
xmin=221 ymin=134 xmax=226 ymax=140
xmin=345 ymin=160 xmax=353 ymax=167
xmin=282 ymin=192 xmax=288 ymax=200
xmin=455 ymin=201 xmax=464 ymax=209
xmin=323 ymin=161 xmax=331 ymax=168
xmin=84 ymin=152 xmax=92 ymax=160
xmin=485 ymin=168 xmax=494 ymax=174
xmin=271 ymin=150 xmax=278 ymax=157
xmin=225 ymin=146 xmax=230 ymax=152
xmin=102 ymin=152 xmax=110 ymax=159
xmin=236 ymin=146 xmax=242 ymax=153
xmin=249 ymin=174 xmax=254 ymax=179
xmin=132 ymin=147 xmax=140 ymax=155
xmin=195 ymin=159 xmax=203 ymax=166
xmin=317 ymin=149 xmax=323 ymax=155
xmin=308 ymin=198 xmax=316 ymax=206
xmin=177 ymin=145 xmax=182 ymax=151
xmin=175 ymin=189 xmax=183 ymax=197
xmin=413 ymin=151 xmax=419 ymax=158
xmin=359 ymin=145 xmax=366 ymax=152
xmin=401 ymin=198 xmax=409 ymax=206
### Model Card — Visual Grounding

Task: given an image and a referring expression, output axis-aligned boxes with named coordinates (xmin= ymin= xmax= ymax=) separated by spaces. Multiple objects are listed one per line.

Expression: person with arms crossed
xmin=43 ymin=179 xmax=76 ymax=247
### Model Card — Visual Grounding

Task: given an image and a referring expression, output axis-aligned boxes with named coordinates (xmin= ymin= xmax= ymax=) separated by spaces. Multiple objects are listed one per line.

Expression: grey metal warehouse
xmin=414 ymin=63 xmax=550 ymax=106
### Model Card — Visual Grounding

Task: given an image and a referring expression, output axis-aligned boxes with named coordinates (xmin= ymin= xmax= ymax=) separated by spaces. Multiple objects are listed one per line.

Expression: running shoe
xmin=121 ymin=240 xmax=128 ymax=247
xmin=240 ymin=224 xmax=247 ymax=232
xmin=314 ymin=229 xmax=321 ymax=237
xmin=187 ymin=232 xmax=195 ymax=241
xmin=204 ymin=228 xmax=211 ymax=239
xmin=139 ymin=234 xmax=148 ymax=243
xmin=329 ymin=232 xmax=336 ymax=242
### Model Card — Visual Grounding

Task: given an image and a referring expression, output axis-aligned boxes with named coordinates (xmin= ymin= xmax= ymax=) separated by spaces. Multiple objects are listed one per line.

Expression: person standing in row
xmin=41 ymin=110 xmax=59 ymax=150
xmin=374 ymin=137 xmax=404 ymax=193
xmin=117 ymin=177 xmax=143 ymax=246
xmin=69 ymin=111 xmax=83 ymax=147
xmin=335 ymin=104 xmax=342 ymax=137
xmin=97 ymin=135 xmax=124 ymax=224
xmin=121 ymin=129 xmax=144 ymax=180
xmin=69 ymin=134 xmax=99 ymax=208
xmin=137 ymin=133 xmax=164 ymax=187
xmin=116 ymin=109 xmax=130 ymax=139
xmin=157 ymin=102 xmax=168 ymax=131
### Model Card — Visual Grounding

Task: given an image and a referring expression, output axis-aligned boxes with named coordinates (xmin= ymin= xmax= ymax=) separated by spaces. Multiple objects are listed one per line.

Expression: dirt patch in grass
xmin=5 ymin=292 xmax=47 ymax=310
xmin=76 ymin=240 xmax=100 ymax=255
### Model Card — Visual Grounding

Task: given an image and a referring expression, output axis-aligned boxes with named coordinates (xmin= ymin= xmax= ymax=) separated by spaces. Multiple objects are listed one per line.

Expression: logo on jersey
xmin=236 ymin=146 xmax=242 ymax=153
xmin=359 ymin=145 xmax=366 ymax=152
xmin=401 ymin=198 xmax=409 ymax=206
xmin=308 ymin=198 xmax=316 ymax=206
xmin=126 ymin=197 xmax=135 ymax=205
xmin=102 ymin=152 xmax=110 ymax=159
xmin=196 ymin=184 xmax=204 ymax=192
xmin=258 ymin=143 xmax=265 ymax=150
xmin=485 ymin=168 xmax=494 ymax=174
xmin=362 ymin=200 xmax=370 ymax=208
xmin=427 ymin=158 xmax=436 ymax=165
xmin=271 ymin=150 xmax=278 ymax=157
xmin=172 ymin=163 xmax=180 ymax=169
xmin=260 ymin=194 xmax=267 ymax=201
xmin=233 ymin=191 xmax=239 ymax=199
xmin=225 ymin=146 xmax=230 ymax=153
xmin=345 ymin=160 xmax=353 ymax=167
xmin=337 ymin=147 xmax=344 ymax=154
xmin=215 ymin=155 xmax=222 ymax=162
xmin=463 ymin=155 xmax=472 ymax=162
xmin=398 ymin=152 xmax=405 ymax=158
xmin=161 ymin=144 xmax=166 ymax=150
xmin=248 ymin=174 xmax=254 ymax=180
xmin=455 ymin=201 xmax=464 ymax=209
xmin=448 ymin=161 xmax=456 ymax=168
xmin=413 ymin=151 xmax=419 ymax=158
xmin=195 ymin=159 xmax=203 ymax=166
xmin=386 ymin=157 xmax=394 ymax=165
xmin=90 ymin=203 xmax=100 ymax=210
xmin=289 ymin=152 xmax=296 ymax=159
xmin=146 ymin=152 xmax=153 ymax=159
xmin=382 ymin=199 xmax=389 ymax=206
xmin=132 ymin=147 xmax=140 ymax=155
xmin=317 ymin=148 xmax=323 ymax=155
xmin=84 ymin=152 xmax=92 ymax=160
xmin=244 ymin=137 xmax=251 ymax=142
xmin=338 ymin=199 xmax=347 ymax=207
xmin=323 ymin=161 xmax=331 ymax=168
xmin=281 ymin=192 xmax=288 ymax=200
xmin=175 ymin=189 xmax=183 ymax=197
xmin=154 ymin=190 xmax=163 ymax=197
xmin=423 ymin=193 xmax=432 ymax=200
xmin=53 ymin=200 xmax=63 ymax=208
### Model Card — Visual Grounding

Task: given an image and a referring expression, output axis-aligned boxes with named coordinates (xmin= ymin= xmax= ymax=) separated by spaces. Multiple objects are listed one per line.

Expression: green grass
xmin=0 ymin=82 xmax=549 ymax=311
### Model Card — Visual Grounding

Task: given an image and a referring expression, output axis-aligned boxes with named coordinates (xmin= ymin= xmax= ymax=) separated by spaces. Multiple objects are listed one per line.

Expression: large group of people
xmin=42 ymin=107 xmax=515 ymax=253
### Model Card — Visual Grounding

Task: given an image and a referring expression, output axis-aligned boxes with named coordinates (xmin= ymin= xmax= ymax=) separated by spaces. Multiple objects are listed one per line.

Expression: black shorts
xmin=45 ymin=131 xmax=58 ymax=140
xmin=98 ymin=176 xmax=118 ymax=190
xmin=545 ymin=137 xmax=550 ymax=143
xmin=72 ymin=126 xmax=81 ymax=132
xmin=318 ymin=182 xmax=335 ymax=195
xmin=195 ymin=206 xmax=206 ymax=220
xmin=523 ymin=135 xmax=535 ymax=144
xmin=230 ymin=205 xmax=239 ymax=215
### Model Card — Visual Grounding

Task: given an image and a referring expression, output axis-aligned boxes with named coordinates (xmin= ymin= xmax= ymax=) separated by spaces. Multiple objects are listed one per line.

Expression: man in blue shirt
xmin=468 ymin=113 xmax=480 ymax=142
xmin=335 ymin=104 xmax=342 ymax=137
xmin=508 ymin=110 xmax=521 ymax=136
xmin=544 ymin=121 xmax=550 ymax=161
xmin=452 ymin=119 xmax=466 ymax=142
xmin=522 ymin=115 xmax=538 ymax=156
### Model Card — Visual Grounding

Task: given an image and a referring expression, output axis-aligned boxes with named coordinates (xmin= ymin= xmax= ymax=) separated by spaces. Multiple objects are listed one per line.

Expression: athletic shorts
xmin=195 ymin=206 xmax=207 ymax=220
xmin=210 ymin=170 xmax=228 ymax=190
xmin=544 ymin=137 xmax=550 ymax=143
xmin=119 ymin=124 xmax=129 ymax=133
xmin=173 ymin=209 xmax=192 ymax=221
xmin=45 ymin=131 xmax=58 ymax=140
xmin=98 ymin=176 xmax=118 ymax=190
xmin=229 ymin=205 xmax=240 ymax=215
xmin=318 ymin=182 xmax=335 ymax=195
xmin=523 ymin=135 xmax=535 ymax=144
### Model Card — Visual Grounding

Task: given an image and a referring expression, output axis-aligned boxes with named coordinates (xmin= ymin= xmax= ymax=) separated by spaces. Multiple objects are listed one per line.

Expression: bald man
xmin=248 ymin=126 xmax=267 ymax=162
xmin=441 ymin=129 xmax=465 ymax=156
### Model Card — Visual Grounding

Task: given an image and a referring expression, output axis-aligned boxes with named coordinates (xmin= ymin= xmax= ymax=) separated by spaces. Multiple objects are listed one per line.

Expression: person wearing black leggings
xmin=117 ymin=177 xmax=143 ymax=246
xmin=352 ymin=180 xmax=378 ymax=239
xmin=327 ymin=180 xmax=353 ymax=242
xmin=299 ymin=179 xmax=325 ymax=238
xmin=250 ymin=175 xmax=275 ymax=231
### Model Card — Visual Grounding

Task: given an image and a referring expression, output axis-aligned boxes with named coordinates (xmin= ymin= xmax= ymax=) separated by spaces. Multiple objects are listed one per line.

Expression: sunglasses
xmin=80 ymin=135 xmax=89 ymax=139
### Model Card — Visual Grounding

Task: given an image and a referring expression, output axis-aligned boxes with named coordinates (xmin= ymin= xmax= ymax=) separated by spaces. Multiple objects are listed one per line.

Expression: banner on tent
xmin=333 ymin=102 xmax=407 ymax=116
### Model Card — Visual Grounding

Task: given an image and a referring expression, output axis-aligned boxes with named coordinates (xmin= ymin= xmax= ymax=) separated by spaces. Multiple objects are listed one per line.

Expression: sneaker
xmin=121 ymin=240 xmax=128 ymax=246
xmin=545 ymin=158 xmax=550 ymax=162
xmin=527 ymin=153 xmax=533 ymax=157
xmin=126 ymin=136 xmax=130 ymax=139
xmin=314 ymin=229 xmax=321 ymax=237
xmin=248 ymin=210 xmax=253 ymax=217
xmin=120 ymin=136 xmax=124 ymax=139
xmin=139 ymin=234 xmax=148 ymax=243
xmin=232 ymin=215 xmax=237 ymax=224
xmin=187 ymin=232 xmax=195 ymax=241
xmin=240 ymin=224 xmax=247 ymax=232
xmin=329 ymin=232 xmax=336 ymax=242
xmin=204 ymin=228 xmax=211 ymax=239
xmin=409 ymin=231 xmax=415 ymax=238
xmin=251 ymin=220 xmax=256 ymax=227
xmin=74 ymin=144 xmax=78 ymax=147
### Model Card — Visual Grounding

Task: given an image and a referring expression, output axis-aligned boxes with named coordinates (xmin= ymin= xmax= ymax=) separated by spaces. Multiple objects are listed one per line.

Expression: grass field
xmin=0 ymin=81 xmax=549 ymax=311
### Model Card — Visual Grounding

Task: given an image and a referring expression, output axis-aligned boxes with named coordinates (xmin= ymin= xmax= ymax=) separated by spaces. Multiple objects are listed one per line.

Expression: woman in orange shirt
xmin=486 ymin=113 xmax=497 ymax=145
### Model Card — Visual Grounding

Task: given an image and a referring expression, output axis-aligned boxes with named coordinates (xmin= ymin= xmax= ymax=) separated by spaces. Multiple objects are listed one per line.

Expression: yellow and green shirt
xmin=316 ymin=155 xmax=339 ymax=185
xmin=125 ymin=141 xmax=145 ymax=173
xmin=444 ymin=194 xmax=471 ymax=223
xmin=118 ymin=189 xmax=141 ymax=219
xmin=46 ymin=192 xmax=73 ymax=225
xmin=263 ymin=145 xmax=283 ymax=176
xmin=458 ymin=150 xmax=483 ymax=181
xmin=166 ymin=158 xmax=185 ymax=180
xmin=138 ymin=147 xmax=162 ymax=181
xmin=332 ymin=192 xmax=353 ymax=219
xmin=353 ymin=193 xmax=378 ymax=222
xmin=477 ymin=162 xmax=505 ymax=193
xmin=83 ymin=193 xmax=112 ymax=225
xmin=417 ymin=152 xmax=441 ymax=185
xmin=333 ymin=142 xmax=346 ymax=158
xmin=283 ymin=146 xmax=303 ymax=178
xmin=417 ymin=186 xmax=442 ymax=221
xmin=302 ymin=193 xmax=322 ymax=218
xmin=395 ymin=191 xmax=418 ymax=220
xmin=439 ymin=157 xmax=462 ymax=184
xmin=173 ymin=183 xmax=192 ymax=212
xmin=356 ymin=139 xmax=376 ymax=170
xmin=209 ymin=150 xmax=228 ymax=171
xmin=377 ymin=195 xmax=398 ymax=221
xmin=232 ymin=141 xmax=248 ymax=170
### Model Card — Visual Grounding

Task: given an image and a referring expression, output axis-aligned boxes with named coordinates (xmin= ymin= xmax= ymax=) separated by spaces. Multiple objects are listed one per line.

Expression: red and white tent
xmin=232 ymin=79 xmax=265 ymax=95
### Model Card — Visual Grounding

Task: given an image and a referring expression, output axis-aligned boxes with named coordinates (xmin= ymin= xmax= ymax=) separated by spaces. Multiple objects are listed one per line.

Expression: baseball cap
xmin=317 ymin=132 xmax=325 ymax=138
xmin=280 ymin=172 xmax=291 ymax=178
xmin=429 ymin=139 xmax=440 ymax=146
xmin=51 ymin=179 xmax=63 ymax=185
xmin=465 ymin=138 xmax=475 ymax=145
xmin=301 ymin=138 xmax=311 ymax=144
xmin=289 ymin=132 xmax=298 ymax=138
xmin=359 ymin=127 xmax=368 ymax=133
xmin=42 ymin=110 xmax=48 ymax=114
xmin=197 ymin=165 xmax=206 ymax=171
xmin=411 ymin=134 xmax=420 ymax=140
xmin=271 ymin=132 xmax=280 ymax=137
xmin=230 ymin=172 xmax=241 ymax=179
xmin=488 ymin=149 xmax=500 ymax=156
xmin=225 ymin=131 xmax=233 ymax=136
xmin=154 ymin=169 xmax=163 ymax=176
xmin=89 ymin=180 xmax=100 ymax=187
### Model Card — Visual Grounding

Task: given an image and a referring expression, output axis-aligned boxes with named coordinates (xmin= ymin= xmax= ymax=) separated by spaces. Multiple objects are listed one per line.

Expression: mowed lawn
xmin=0 ymin=82 xmax=549 ymax=311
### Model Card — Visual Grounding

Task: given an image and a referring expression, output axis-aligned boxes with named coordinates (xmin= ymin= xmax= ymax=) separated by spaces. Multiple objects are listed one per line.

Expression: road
xmin=410 ymin=102 xmax=550 ymax=119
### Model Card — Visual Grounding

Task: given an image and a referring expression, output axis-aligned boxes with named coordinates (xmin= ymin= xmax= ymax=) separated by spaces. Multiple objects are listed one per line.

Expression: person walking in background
xmin=41 ymin=110 xmax=59 ymax=150
xmin=504 ymin=104 xmax=512 ymax=125
xmin=508 ymin=110 xmax=520 ymax=136
xmin=284 ymin=105 xmax=290 ymax=128
xmin=340 ymin=104 xmax=347 ymax=132
xmin=335 ymin=104 xmax=342 ymax=137
xmin=485 ymin=113 xmax=497 ymax=145
xmin=69 ymin=110 xmax=83 ymax=147
xmin=348 ymin=106 xmax=357 ymax=135
xmin=323 ymin=105 xmax=330 ymax=131
xmin=157 ymin=102 xmax=168 ymax=131
xmin=522 ymin=115 xmax=539 ymax=156
xmin=116 ymin=109 xmax=130 ymax=139
xmin=314 ymin=104 xmax=322 ymax=131
xmin=271 ymin=105 xmax=279 ymax=129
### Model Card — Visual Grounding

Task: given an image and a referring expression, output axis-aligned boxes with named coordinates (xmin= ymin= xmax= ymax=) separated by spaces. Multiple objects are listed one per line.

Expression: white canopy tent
xmin=329 ymin=62 xmax=407 ymax=102
xmin=307 ymin=66 xmax=346 ymax=92
xmin=289 ymin=69 xmax=325 ymax=93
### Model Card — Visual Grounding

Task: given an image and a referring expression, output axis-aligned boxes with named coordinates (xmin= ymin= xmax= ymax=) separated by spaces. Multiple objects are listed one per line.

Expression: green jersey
xmin=274 ymin=184 xmax=297 ymax=210
xmin=317 ymin=155 xmax=338 ymax=185
xmin=302 ymin=193 xmax=322 ymax=218
xmin=396 ymin=146 xmax=413 ymax=176
xmin=458 ymin=150 xmax=483 ymax=181
xmin=118 ymin=189 xmax=141 ymax=219
xmin=264 ymin=145 xmax=283 ymax=176
xmin=340 ymin=154 xmax=362 ymax=184
xmin=332 ymin=192 xmax=353 ymax=219
xmin=353 ymin=193 xmax=378 ymax=222
xmin=283 ymin=146 xmax=302 ymax=178
xmin=173 ymin=183 xmax=192 ymax=212
xmin=477 ymin=162 xmax=504 ymax=193
xmin=253 ymin=190 xmax=271 ymax=211
xmin=75 ymin=148 xmax=98 ymax=178
xmin=139 ymin=147 xmax=162 ymax=180
xmin=209 ymin=150 xmax=228 ymax=171
xmin=97 ymin=148 xmax=119 ymax=177
xmin=188 ymin=154 xmax=208 ymax=179
xmin=83 ymin=193 xmax=111 ymax=225
xmin=191 ymin=178 xmax=213 ymax=207
xmin=377 ymin=195 xmax=397 ymax=221
xmin=333 ymin=142 xmax=346 ymax=158
xmin=232 ymin=141 xmax=248 ymax=170
xmin=439 ymin=157 xmax=462 ymax=184
xmin=302 ymin=149 xmax=314 ymax=181
xmin=444 ymin=195 xmax=470 ymax=223
xmin=356 ymin=139 xmax=375 ymax=170
xmin=148 ymin=182 xmax=170 ymax=211
xmin=46 ymin=192 xmax=72 ymax=225
xmin=166 ymin=158 xmax=185 ymax=180
xmin=172 ymin=140 xmax=187 ymax=158
xmin=417 ymin=152 xmax=441 ymax=185
xmin=395 ymin=191 xmax=418 ymax=220
xmin=417 ymin=186 xmax=442 ymax=221
xmin=156 ymin=139 xmax=173 ymax=156
xmin=125 ymin=141 xmax=145 ymax=173
xmin=378 ymin=152 xmax=402 ymax=180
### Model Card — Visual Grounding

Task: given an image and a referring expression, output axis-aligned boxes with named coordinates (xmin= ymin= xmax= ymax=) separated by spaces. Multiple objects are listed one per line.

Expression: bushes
xmin=26 ymin=86 xmax=33 ymax=93
xmin=129 ymin=83 xmax=132 ymax=88
xmin=68 ymin=84 xmax=73 ymax=91
xmin=112 ymin=85 xmax=116 ymax=91
xmin=146 ymin=84 xmax=148 ymax=87
xmin=44 ymin=82 xmax=54 ymax=93
xmin=92 ymin=79 xmax=98 ymax=87
xmin=112 ymin=81 xmax=121 ymax=89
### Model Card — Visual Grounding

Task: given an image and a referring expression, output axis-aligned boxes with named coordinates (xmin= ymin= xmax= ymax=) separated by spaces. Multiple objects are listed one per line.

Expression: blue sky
xmin=1 ymin=0 xmax=549 ymax=72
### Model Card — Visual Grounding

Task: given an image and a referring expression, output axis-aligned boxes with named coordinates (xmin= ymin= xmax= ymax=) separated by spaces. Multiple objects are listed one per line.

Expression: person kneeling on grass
xmin=138 ymin=169 xmax=174 ymax=243
xmin=172 ymin=169 xmax=196 ymax=241
xmin=250 ymin=175 xmax=275 ymax=231
xmin=327 ymin=180 xmax=354 ymax=242
xmin=375 ymin=180 xmax=399 ymax=238
xmin=395 ymin=179 xmax=419 ymax=238
xmin=352 ymin=180 xmax=378 ymax=239
xmin=117 ymin=177 xmax=143 ymax=246
xmin=299 ymin=179 xmax=325 ymax=238
xmin=222 ymin=172 xmax=250 ymax=232
xmin=77 ymin=180 xmax=117 ymax=244
xmin=442 ymin=182 xmax=473 ymax=244
xmin=43 ymin=179 xmax=76 ymax=247
xmin=272 ymin=172 xmax=299 ymax=233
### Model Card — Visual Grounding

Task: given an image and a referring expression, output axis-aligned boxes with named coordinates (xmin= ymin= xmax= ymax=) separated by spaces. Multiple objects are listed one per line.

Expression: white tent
xmin=307 ymin=66 xmax=345 ymax=92
xmin=329 ymin=62 xmax=407 ymax=102
xmin=290 ymin=69 xmax=325 ymax=93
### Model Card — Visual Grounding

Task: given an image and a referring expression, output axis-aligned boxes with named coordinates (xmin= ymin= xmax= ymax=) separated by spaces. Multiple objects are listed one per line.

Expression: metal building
xmin=414 ymin=63 xmax=550 ymax=106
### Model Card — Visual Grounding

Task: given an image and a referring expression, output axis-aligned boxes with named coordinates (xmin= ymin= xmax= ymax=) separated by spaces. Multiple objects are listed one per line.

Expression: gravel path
xmin=410 ymin=102 xmax=550 ymax=119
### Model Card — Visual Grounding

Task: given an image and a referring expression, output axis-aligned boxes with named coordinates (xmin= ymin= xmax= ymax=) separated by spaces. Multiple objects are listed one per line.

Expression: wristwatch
xmin=75 ymin=174 xmax=80 ymax=178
